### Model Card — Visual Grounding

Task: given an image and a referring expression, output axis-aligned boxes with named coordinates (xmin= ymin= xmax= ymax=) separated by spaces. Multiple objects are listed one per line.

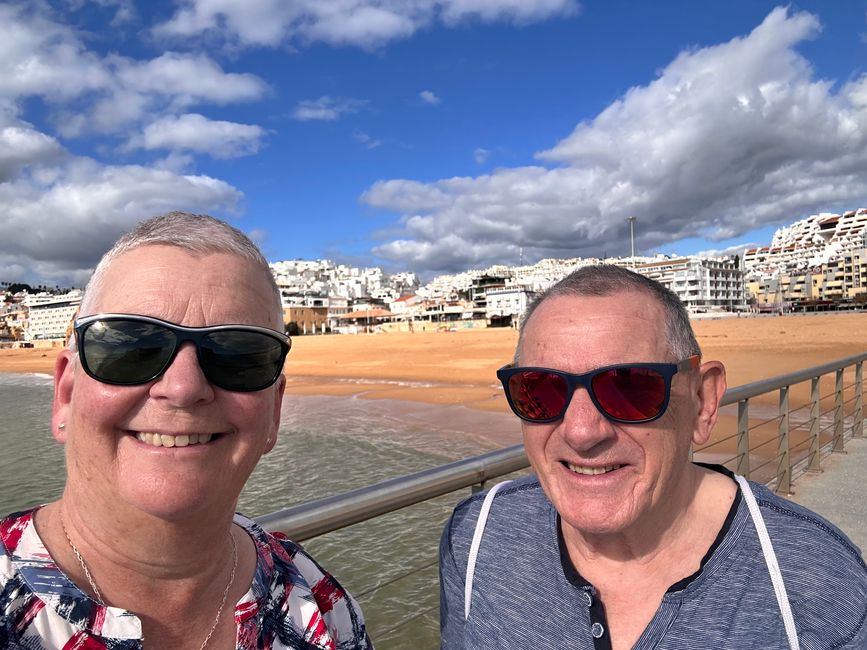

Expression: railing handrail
xmin=721 ymin=352 xmax=867 ymax=405
xmin=256 ymin=444 xmax=528 ymax=540
xmin=256 ymin=353 xmax=867 ymax=540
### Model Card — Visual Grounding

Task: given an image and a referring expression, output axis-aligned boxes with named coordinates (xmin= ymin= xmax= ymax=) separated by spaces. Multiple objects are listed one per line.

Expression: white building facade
xmin=485 ymin=287 xmax=538 ymax=326
xmin=633 ymin=257 xmax=747 ymax=311
xmin=23 ymin=291 xmax=83 ymax=341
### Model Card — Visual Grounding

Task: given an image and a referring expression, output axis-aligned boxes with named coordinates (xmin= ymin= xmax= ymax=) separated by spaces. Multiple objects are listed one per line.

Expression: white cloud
xmin=353 ymin=130 xmax=383 ymax=149
xmin=64 ymin=0 xmax=137 ymax=26
xmin=113 ymin=52 xmax=268 ymax=106
xmin=420 ymin=90 xmax=441 ymax=105
xmin=0 ymin=6 xmax=269 ymax=137
xmin=292 ymin=96 xmax=368 ymax=121
xmin=153 ymin=0 xmax=579 ymax=49
xmin=304 ymin=5 xmax=416 ymax=48
xmin=474 ymin=147 xmax=490 ymax=164
xmin=126 ymin=113 xmax=265 ymax=158
xmin=0 ymin=4 xmax=260 ymax=284
xmin=0 ymin=121 xmax=66 ymax=182
xmin=0 ymin=4 xmax=112 ymax=102
xmin=153 ymin=151 xmax=196 ymax=173
xmin=365 ymin=7 xmax=867 ymax=273
xmin=438 ymin=0 xmax=581 ymax=25
xmin=0 ymin=157 xmax=242 ymax=283
xmin=692 ymin=243 xmax=759 ymax=260
xmin=0 ymin=5 xmax=263 ymax=284
xmin=56 ymin=52 xmax=269 ymax=137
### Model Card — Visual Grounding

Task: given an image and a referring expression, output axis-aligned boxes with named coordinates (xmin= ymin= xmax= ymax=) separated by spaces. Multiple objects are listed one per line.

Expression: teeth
xmin=566 ymin=463 xmax=622 ymax=475
xmin=135 ymin=433 xmax=214 ymax=447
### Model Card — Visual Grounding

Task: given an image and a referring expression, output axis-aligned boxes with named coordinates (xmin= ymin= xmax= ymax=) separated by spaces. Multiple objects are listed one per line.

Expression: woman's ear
xmin=52 ymin=350 xmax=75 ymax=443
xmin=264 ymin=374 xmax=285 ymax=454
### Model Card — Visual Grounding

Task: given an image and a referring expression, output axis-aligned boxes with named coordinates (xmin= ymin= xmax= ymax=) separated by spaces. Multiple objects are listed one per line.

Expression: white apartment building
xmin=389 ymin=294 xmax=424 ymax=318
xmin=748 ymin=245 xmax=867 ymax=308
xmin=485 ymin=286 xmax=538 ymax=326
xmin=630 ymin=257 xmax=747 ymax=311
xmin=743 ymin=208 xmax=867 ymax=277
xmin=325 ymin=296 xmax=350 ymax=330
xmin=23 ymin=290 xmax=83 ymax=341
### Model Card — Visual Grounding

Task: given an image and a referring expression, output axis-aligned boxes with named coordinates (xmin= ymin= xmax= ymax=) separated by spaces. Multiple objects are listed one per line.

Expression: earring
xmin=58 ymin=423 xmax=66 ymax=430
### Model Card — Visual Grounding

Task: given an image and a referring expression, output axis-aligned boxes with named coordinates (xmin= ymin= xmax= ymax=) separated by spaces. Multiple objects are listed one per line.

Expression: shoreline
xmin=2 ymin=313 xmax=866 ymax=414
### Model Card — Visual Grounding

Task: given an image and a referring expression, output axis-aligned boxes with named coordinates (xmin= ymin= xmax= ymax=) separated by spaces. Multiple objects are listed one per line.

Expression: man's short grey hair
xmin=79 ymin=212 xmax=282 ymax=325
xmin=517 ymin=264 xmax=701 ymax=362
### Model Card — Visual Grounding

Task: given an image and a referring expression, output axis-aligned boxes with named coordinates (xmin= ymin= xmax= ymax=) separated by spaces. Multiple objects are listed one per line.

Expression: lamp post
xmin=627 ymin=216 xmax=637 ymax=267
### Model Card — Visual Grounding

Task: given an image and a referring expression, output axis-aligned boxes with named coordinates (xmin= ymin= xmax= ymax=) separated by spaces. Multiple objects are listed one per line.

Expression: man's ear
xmin=692 ymin=360 xmax=727 ymax=447
xmin=52 ymin=349 xmax=75 ymax=443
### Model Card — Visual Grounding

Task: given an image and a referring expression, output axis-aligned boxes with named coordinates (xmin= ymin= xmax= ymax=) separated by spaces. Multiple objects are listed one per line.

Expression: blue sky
xmin=1 ymin=1 xmax=866 ymax=285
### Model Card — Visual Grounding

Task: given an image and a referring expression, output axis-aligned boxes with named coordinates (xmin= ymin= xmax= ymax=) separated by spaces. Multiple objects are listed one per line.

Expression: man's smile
xmin=564 ymin=462 xmax=625 ymax=476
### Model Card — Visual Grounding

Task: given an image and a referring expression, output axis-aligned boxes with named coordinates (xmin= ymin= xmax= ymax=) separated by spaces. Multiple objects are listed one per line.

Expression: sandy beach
xmin=2 ymin=313 xmax=865 ymax=415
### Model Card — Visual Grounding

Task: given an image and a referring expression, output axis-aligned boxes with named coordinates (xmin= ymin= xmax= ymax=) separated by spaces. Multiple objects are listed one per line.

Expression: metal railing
xmin=698 ymin=352 xmax=865 ymax=491
xmin=257 ymin=444 xmax=529 ymax=539
xmin=255 ymin=352 xmax=865 ymax=647
xmin=258 ymin=353 xmax=865 ymax=539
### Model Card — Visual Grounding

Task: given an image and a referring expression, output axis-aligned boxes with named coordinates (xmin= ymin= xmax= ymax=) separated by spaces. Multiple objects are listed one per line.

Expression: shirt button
xmin=590 ymin=622 xmax=605 ymax=638
xmin=583 ymin=591 xmax=593 ymax=607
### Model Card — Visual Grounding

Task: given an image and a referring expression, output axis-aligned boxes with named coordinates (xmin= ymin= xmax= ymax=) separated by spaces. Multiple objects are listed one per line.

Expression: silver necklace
xmin=60 ymin=514 xmax=238 ymax=650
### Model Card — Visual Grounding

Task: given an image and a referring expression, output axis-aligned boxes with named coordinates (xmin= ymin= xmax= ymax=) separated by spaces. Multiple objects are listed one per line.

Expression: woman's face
xmin=52 ymin=245 xmax=285 ymax=521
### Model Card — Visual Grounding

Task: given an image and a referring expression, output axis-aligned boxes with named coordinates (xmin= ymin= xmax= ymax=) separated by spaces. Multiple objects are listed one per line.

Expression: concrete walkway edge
xmin=786 ymin=436 xmax=867 ymax=553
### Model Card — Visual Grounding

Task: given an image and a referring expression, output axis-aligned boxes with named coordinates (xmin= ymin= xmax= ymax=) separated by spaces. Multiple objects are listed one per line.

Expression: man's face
xmin=518 ymin=291 xmax=701 ymax=539
xmin=52 ymin=245 xmax=285 ymax=521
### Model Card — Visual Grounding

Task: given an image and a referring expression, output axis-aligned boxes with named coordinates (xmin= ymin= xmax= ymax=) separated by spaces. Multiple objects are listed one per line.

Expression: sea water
xmin=0 ymin=373 xmax=523 ymax=648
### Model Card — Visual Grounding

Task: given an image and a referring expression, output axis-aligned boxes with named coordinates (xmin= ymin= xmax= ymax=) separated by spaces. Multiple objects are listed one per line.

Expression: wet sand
xmin=2 ymin=313 xmax=865 ymax=416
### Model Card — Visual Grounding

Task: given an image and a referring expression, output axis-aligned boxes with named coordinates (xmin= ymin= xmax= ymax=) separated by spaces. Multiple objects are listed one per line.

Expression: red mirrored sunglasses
xmin=497 ymin=356 xmax=700 ymax=424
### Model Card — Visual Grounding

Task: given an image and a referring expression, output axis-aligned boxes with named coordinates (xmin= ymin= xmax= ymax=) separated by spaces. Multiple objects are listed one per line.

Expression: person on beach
xmin=439 ymin=264 xmax=866 ymax=649
xmin=0 ymin=213 xmax=372 ymax=649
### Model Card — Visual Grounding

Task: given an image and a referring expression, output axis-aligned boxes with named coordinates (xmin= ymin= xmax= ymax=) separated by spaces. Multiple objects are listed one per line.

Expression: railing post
xmin=833 ymin=369 xmax=845 ymax=452
xmin=808 ymin=376 xmax=821 ymax=472
xmin=855 ymin=361 xmax=864 ymax=439
xmin=736 ymin=399 xmax=750 ymax=479
xmin=777 ymin=386 xmax=792 ymax=494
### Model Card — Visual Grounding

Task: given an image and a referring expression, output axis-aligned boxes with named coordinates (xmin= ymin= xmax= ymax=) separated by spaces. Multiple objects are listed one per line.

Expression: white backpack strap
xmin=464 ymin=480 xmax=513 ymax=619
xmin=735 ymin=475 xmax=799 ymax=650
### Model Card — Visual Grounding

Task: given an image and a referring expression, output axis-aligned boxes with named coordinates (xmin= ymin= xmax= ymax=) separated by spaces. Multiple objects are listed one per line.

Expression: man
xmin=1 ymin=212 xmax=372 ymax=649
xmin=440 ymin=264 xmax=866 ymax=649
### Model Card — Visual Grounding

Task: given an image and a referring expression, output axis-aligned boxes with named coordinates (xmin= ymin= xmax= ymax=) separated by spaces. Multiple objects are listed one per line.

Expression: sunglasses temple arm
xmin=681 ymin=355 xmax=701 ymax=371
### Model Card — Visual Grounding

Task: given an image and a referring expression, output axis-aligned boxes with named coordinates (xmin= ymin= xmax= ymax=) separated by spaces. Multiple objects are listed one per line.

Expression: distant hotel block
xmin=2 ymin=291 xmax=82 ymax=344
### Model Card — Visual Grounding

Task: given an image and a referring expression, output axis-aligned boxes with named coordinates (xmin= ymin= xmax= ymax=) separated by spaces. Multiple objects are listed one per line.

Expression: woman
xmin=0 ymin=213 xmax=372 ymax=649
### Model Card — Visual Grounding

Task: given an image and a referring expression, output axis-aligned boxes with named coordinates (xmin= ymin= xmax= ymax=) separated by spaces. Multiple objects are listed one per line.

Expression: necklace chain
xmin=60 ymin=513 xmax=238 ymax=650
xmin=61 ymin=515 xmax=105 ymax=605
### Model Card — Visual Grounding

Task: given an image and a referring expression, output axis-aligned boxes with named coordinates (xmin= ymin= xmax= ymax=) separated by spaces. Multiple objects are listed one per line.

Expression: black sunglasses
xmin=74 ymin=314 xmax=291 ymax=392
xmin=497 ymin=356 xmax=700 ymax=424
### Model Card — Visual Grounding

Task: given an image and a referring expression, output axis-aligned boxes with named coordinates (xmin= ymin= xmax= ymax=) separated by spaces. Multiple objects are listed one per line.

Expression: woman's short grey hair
xmin=79 ymin=212 xmax=282 ymax=324
xmin=517 ymin=264 xmax=701 ymax=362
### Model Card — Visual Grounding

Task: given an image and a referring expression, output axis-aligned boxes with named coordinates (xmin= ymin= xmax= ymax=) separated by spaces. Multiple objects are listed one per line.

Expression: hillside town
xmin=2 ymin=208 xmax=866 ymax=347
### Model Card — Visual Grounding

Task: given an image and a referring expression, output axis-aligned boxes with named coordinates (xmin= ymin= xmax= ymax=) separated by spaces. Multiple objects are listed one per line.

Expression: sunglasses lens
xmin=591 ymin=367 xmax=667 ymax=421
xmin=81 ymin=320 xmax=175 ymax=384
xmin=200 ymin=331 xmax=285 ymax=391
xmin=507 ymin=371 xmax=569 ymax=421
